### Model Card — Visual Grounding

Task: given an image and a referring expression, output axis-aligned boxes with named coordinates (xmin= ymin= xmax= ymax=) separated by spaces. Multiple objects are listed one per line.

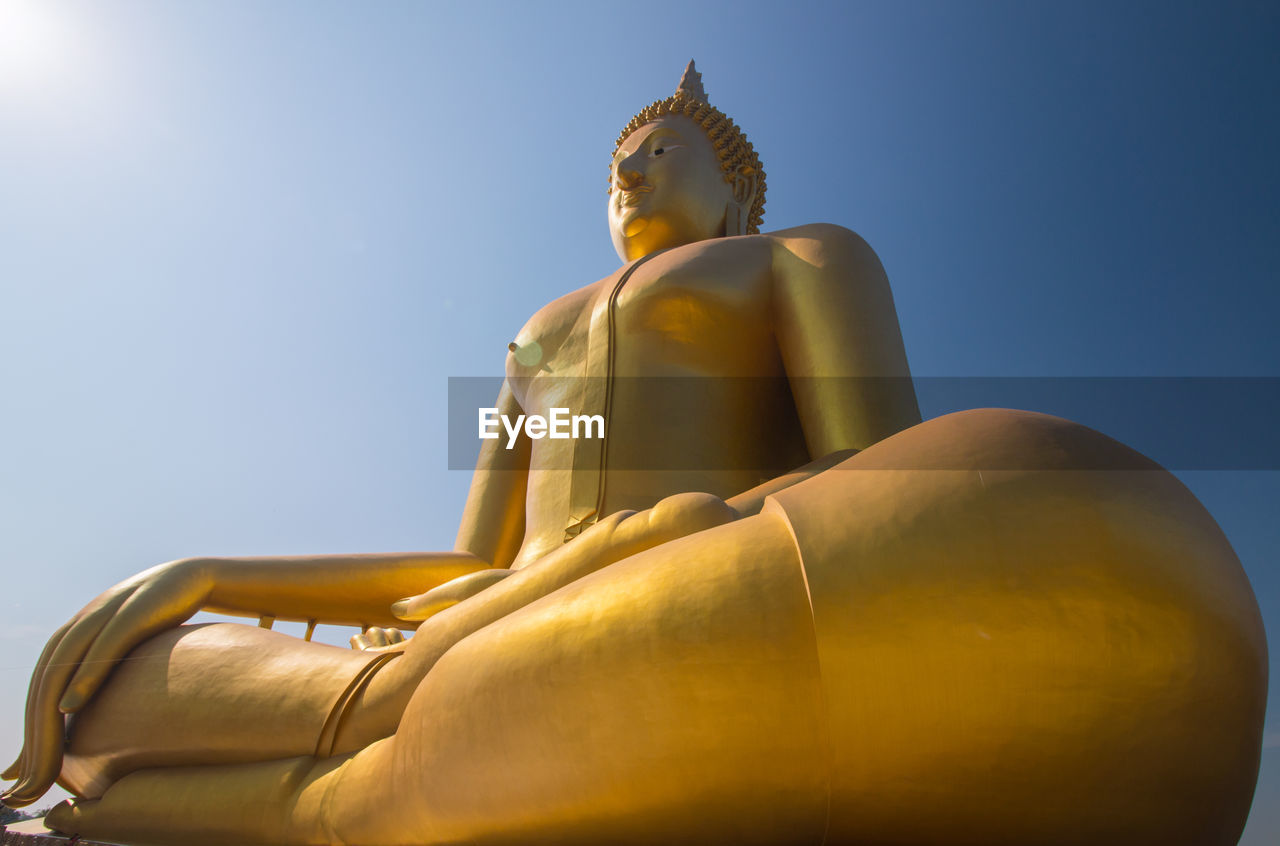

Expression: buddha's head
xmin=608 ymin=61 xmax=767 ymax=262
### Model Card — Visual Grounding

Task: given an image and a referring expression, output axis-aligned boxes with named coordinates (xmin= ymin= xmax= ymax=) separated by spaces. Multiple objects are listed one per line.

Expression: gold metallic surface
xmin=3 ymin=64 xmax=1267 ymax=845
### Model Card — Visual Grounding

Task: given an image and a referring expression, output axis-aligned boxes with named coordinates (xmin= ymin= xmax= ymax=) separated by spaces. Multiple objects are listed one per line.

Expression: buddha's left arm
xmin=770 ymin=223 xmax=922 ymax=457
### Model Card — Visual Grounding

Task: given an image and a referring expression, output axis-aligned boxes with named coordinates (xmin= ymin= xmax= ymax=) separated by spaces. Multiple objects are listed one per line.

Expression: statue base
xmin=1 ymin=819 xmax=119 ymax=845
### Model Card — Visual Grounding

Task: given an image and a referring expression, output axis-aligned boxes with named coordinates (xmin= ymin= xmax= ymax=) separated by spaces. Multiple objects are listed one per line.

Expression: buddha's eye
xmin=649 ymin=144 xmax=680 ymax=159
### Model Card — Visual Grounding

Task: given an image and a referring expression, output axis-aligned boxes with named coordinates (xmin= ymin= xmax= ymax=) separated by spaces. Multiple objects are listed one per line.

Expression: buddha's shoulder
xmin=761 ymin=223 xmax=877 ymax=260
xmin=761 ymin=224 xmax=889 ymax=293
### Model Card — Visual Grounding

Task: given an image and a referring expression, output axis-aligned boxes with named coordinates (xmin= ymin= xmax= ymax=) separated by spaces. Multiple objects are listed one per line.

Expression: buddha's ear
xmin=725 ymin=166 xmax=758 ymax=237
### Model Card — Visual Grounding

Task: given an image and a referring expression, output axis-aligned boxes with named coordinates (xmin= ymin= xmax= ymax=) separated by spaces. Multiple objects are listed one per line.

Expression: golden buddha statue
xmin=3 ymin=62 xmax=1267 ymax=846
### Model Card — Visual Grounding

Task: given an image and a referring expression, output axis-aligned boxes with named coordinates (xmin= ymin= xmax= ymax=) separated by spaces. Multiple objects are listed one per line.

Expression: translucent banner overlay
xmin=447 ymin=377 xmax=1280 ymax=471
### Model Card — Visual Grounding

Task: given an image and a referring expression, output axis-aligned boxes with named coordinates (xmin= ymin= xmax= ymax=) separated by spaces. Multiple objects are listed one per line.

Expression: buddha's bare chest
xmin=611 ymin=242 xmax=777 ymax=375
xmin=511 ymin=238 xmax=779 ymax=412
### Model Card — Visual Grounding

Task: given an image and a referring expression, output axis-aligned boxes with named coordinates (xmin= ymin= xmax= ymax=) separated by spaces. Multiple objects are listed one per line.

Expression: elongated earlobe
xmin=725 ymin=168 xmax=758 ymax=237
xmin=724 ymin=201 xmax=747 ymax=237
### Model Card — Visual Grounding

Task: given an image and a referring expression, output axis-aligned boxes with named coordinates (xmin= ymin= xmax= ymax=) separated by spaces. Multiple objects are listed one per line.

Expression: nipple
xmin=508 ymin=340 xmax=543 ymax=367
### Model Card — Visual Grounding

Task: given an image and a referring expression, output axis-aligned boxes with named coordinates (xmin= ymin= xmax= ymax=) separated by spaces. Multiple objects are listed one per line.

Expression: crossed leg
xmin=47 ymin=410 xmax=1268 ymax=846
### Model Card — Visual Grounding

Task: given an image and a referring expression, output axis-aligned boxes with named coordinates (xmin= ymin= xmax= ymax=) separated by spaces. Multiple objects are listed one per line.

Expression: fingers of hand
xmin=389 ymin=591 xmax=442 ymax=622
xmin=350 ymin=628 xmax=386 ymax=650
xmin=7 ymin=568 xmax=201 ymax=806
xmin=53 ymin=592 xmax=133 ymax=714
xmin=350 ymin=626 xmax=405 ymax=651
xmin=5 ymin=618 xmax=76 ymax=784
xmin=391 ymin=569 xmax=513 ymax=622
xmin=3 ymin=656 xmax=69 ymax=806
xmin=10 ymin=599 xmax=131 ymax=803
xmin=4 ymin=592 xmax=137 ymax=805
xmin=4 ymin=615 xmax=87 ymax=802
xmin=63 ymin=577 xmax=202 ymax=711
xmin=1 ymin=695 xmax=63 ymax=806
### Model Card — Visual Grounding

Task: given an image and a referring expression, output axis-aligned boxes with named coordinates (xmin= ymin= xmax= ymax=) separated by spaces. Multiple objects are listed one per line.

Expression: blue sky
xmin=1 ymin=0 xmax=1276 ymax=839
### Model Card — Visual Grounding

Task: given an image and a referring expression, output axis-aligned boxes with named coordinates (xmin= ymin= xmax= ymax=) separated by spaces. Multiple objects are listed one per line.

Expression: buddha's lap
xmin=367 ymin=409 xmax=1263 ymax=843
xmin=65 ymin=410 xmax=1265 ymax=843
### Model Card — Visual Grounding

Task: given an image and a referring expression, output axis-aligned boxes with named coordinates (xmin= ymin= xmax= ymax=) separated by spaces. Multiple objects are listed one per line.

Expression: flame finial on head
xmin=675 ymin=60 xmax=707 ymax=103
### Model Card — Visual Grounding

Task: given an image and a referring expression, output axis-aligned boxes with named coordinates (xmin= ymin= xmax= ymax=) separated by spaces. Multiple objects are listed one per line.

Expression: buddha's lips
xmin=619 ymin=187 xmax=652 ymax=207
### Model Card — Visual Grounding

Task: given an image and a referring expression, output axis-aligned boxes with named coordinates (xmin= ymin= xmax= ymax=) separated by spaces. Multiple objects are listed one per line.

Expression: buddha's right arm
xmin=454 ymin=379 xmax=532 ymax=568
xmin=35 ymin=550 xmax=498 ymax=719
xmin=237 ymin=381 xmax=534 ymax=640
xmin=0 ymin=550 xmax=497 ymax=807
xmin=3 ymin=383 xmax=534 ymax=807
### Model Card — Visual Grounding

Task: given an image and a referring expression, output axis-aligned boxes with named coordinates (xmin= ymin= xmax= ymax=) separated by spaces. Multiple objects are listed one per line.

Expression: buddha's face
xmin=609 ymin=115 xmax=739 ymax=262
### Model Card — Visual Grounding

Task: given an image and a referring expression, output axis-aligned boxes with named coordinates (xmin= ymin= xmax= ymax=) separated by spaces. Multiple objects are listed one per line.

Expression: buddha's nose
xmin=613 ymin=155 xmax=645 ymax=190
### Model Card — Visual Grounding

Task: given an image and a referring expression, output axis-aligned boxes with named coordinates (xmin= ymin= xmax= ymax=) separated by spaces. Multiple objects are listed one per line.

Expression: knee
xmin=949 ymin=407 xmax=1153 ymax=466
xmin=774 ymin=415 xmax=1266 ymax=845
xmin=857 ymin=407 xmax=1163 ymax=473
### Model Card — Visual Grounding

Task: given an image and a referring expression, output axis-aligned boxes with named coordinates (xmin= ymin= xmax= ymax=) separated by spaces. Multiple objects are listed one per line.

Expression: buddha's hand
xmin=390 ymin=493 xmax=738 ymax=625
xmin=2 ymin=558 xmax=215 ymax=807
xmin=350 ymin=626 xmax=406 ymax=651
xmin=390 ymin=568 xmax=514 ymax=623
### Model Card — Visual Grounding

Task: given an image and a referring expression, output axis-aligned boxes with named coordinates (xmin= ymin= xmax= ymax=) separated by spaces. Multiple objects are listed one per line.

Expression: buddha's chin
xmin=611 ymin=216 xmax=687 ymax=262
xmin=620 ymin=215 xmax=649 ymax=239
xmin=611 ymin=214 xmax=653 ymax=262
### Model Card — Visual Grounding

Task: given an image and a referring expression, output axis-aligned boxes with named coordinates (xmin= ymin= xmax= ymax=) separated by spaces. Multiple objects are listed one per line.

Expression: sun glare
xmin=0 ymin=0 xmax=82 ymax=98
